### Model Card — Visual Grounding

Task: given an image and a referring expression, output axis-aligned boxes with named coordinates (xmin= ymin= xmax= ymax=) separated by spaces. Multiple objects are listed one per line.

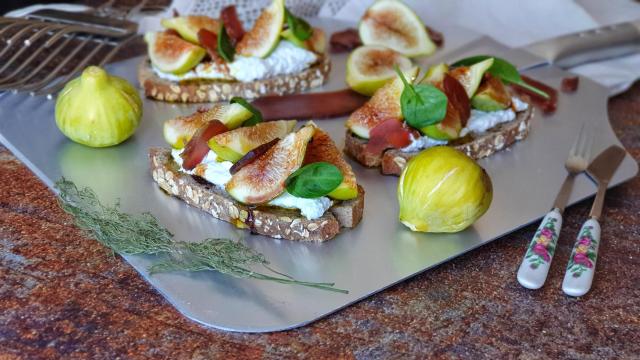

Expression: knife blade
xmin=585 ymin=145 xmax=626 ymax=220
xmin=521 ymin=20 xmax=640 ymax=71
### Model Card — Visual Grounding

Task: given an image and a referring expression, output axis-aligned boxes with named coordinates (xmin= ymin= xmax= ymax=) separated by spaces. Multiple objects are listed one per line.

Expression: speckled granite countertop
xmin=1 ymin=25 xmax=640 ymax=360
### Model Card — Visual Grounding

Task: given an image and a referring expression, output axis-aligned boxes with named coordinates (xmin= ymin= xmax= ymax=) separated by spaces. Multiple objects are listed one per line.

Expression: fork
xmin=517 ymin=124 xmax=592 ymax=289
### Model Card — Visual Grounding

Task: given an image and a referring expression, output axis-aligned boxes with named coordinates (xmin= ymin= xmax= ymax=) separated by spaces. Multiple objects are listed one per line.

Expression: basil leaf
xmin=285 ymin=162 xmax=343 ymax=199
xmin=230 ymin=97 xmax=263 ymax=126
xmin=217 ymin=25 xmax=235 ymax=62
xmin=452 ymin=55 xmax=549 ymax=99
xmin=395 ymin=67 xmax=448 ymax=129
xmin=285 ymin=7 xmax=313 ymax=41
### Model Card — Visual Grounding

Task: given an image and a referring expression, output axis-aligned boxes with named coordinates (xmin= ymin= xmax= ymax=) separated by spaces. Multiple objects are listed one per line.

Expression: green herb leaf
xmin=55 ymin=178 xmax=347 ymax=293
xmin=230 ymin=97 xmax=263 ymax=126
xmin=452 ymin=55 xmax=549 ymax=99
xmin=217 ymin=25 xmax=235 ymax=62
xmin=395 ymin=67 xmax=448 ymax=129
xmin=285 ymin=7 xmax=313 ymax=41
xmin=285 ymin=162 xmax=343 ymax=199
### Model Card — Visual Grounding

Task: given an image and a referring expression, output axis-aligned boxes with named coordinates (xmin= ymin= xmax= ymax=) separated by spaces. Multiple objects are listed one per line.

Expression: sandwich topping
xmin=171 ymin=147 xmax=332 ymax=220
xmin=146 ymin=0 xmax=325 ymax=84
xmin=346 ymin=55 xmax=547 ymax=156
xmin=152 ymin=40 xmax=318 ymax=83
xmin=164 ymin=103 xmax=359 ymax=221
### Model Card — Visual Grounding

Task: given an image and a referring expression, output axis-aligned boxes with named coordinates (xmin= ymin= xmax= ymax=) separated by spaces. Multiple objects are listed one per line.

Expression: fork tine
xmin=570 ymin=123 xmax=586 ymax=157
xmin=578 ymin=123 xmax=593 ymax=161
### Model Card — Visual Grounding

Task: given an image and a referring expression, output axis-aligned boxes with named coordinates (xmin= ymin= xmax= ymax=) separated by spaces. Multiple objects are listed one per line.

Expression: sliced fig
xmin=163 ymin=104 xmax=254 ymax=149
xmin=346 ymin=45 xmax=413 ymax=96
xmin=421 ymin=63 xmax=449 ymax=84
xmin=226 ymin=125 xmax=316 ymax=204
xmin=281 ymin=27 xmax=327 ymax=54
xmin=303 ymin=128 xmax=358 ymax=200
xmin=421 ymin=74 xmax=470 ymax=140
xmin=208 ymin=120 xmax=296 ymax=162
xmin=145 ymin=31 xmax=206 ymax=74
xmin=221 ymin=5 xmax=245 ymax=44
xmin=236 ymin=0 xmax=285 ymax=58
xmin=346 ymin=67 xmax=419 ymax=139
xmin=229 ymin=138 xmax=279 ymax=174
xmin=164 ymin=106 xmax=223 ymax=148
xmin=181 ymin=120 xmax=228 ymax=170
xmin=471 ymin=73 xmax=511 ymax=111
xmin=449 ymin=57 xmax=494 ymax=98
xmin=359 ymin=0 xmax=436 ymax=57
xmin=306 ymin=27 xmax=327 ymax=54
xmin=161 ymin=16 xmax=221 ymax=44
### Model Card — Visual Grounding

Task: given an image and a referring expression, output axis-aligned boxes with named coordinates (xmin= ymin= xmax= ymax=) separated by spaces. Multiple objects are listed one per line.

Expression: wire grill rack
xmin=0 ymin=1 xmax=160 ymax=98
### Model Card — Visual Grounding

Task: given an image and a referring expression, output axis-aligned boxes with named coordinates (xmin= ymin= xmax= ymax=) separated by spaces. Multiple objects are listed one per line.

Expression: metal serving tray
xmin=0 ymin=23 xmax=637 ymax=332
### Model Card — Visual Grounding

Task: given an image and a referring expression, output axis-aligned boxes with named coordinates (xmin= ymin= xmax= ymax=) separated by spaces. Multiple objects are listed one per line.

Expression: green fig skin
xmin=397 ymin=146 xmax=493 ymax=233
xmin=55 ymin=66 xmax=142 ymax=148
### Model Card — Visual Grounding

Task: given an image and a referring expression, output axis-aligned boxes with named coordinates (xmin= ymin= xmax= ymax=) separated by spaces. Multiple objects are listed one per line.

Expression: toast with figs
xmin=140 ymin=0 xmax=330 ymax=103
xmin=150 ymin=106 xmax=364 ymax=242
xmin=344 ymin=57 xmax=536 ymax=175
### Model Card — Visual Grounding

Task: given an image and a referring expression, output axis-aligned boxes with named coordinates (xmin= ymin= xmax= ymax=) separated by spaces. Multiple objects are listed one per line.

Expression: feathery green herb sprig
xmin=55 ymin=178 xmax=347 ymax=293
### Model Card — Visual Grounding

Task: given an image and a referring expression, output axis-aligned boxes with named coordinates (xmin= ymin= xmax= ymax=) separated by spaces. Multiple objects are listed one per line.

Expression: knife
xmin=520 ymin=20 xmax=640 ymax=71
xmin=561 ymin=145 xmax=626 ymax=297
xmin=429 ymin=20 xmax=640 ymax=73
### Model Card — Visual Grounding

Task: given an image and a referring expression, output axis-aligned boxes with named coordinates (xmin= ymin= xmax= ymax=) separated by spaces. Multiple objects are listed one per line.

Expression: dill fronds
xmin=55 ymin=178 xmax=347 ymax=294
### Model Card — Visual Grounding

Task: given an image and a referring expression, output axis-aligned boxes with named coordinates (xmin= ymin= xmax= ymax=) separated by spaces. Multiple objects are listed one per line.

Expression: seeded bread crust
xmin=138 ymin=56 xmax=331 ymax=103
xmin=345 ymin=105 xmax=534 ymax=176
xmin=149 ymin=147 xmax=364 ymax=242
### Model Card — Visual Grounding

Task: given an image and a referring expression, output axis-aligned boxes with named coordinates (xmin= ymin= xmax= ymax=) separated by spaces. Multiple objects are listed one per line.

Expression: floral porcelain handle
xmin=562 ymin=219 xmax=601 ymax=296
xmin=517 ymin=208 xmax=562 ymax=289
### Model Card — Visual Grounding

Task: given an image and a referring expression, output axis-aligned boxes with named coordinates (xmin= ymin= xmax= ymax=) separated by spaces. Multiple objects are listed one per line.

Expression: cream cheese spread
xmin=171 ymin=149 xmax=233 ymax=188
xmin=268 ymin=191 xmax=333 ymax=220
xmin=401 ymin=134 xmax=448 ymax=153
xmin=152 ymin=61 xmax=233 ymax=82
xmin=171 ymin=148 xmax=330 ymax=220
xmin=153 ymin=40 xmax=317 ymax=83
xmin=460 ymin=97 xmax=529 ymax=137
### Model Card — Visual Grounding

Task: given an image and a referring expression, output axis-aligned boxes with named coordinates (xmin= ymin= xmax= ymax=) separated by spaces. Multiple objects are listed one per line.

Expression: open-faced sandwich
xmin=150 ymin=102 xmax=364 ymax=241
xmin=345 ymin=56 xmax=540 ymax=175
xmin=139 ymin=0 xmax=329 ymax=103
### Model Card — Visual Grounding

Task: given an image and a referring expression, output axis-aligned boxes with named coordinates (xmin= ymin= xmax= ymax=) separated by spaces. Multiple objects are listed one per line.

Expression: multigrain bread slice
xmin=149 ymin=147 xmax=364 ymax=242
xmin=345 ymin=105 xmax=534 ymax=175
xmin=138 ymin=56 xmax=331 ymax=103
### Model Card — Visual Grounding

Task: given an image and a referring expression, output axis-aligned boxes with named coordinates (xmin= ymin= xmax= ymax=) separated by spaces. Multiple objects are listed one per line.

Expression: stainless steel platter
xmin=0 ymin=20 xmax=636 ymax=332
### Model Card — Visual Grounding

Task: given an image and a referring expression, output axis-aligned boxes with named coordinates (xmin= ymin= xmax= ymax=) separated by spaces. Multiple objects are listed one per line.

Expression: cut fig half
xmin=236 ymin=0 xmax=285 ymax=58
xmin=359 ymin=0 xmax=436 ymax=57
xmin=163 ymin=104 xmax=253 ymax=149
xmin=346 ymin=45 xmax=413 ymax=96
xmin=208 ymin=120 xmax=296 ymax=162
xmin=161 ymin=16 xmax=220 ymax=44
xmin=303 ymin=128 xmax=358 ymax=200
xmin=145 ymin=31 xmax=206 ymax=74
xmin=346 ymin=66 xmax=419 ymax=139
xmin=226 ymin=124 xmax=316 ymax=204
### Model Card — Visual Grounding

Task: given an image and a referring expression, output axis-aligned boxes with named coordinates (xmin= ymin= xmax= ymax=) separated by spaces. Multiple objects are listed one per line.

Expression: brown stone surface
xmin=1 ymin=3 xmax=639 ymax=357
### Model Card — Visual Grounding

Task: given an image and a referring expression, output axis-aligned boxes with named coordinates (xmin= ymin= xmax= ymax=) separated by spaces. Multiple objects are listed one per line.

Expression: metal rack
xmin=0 ymin=1 xmax=161 ymax=98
